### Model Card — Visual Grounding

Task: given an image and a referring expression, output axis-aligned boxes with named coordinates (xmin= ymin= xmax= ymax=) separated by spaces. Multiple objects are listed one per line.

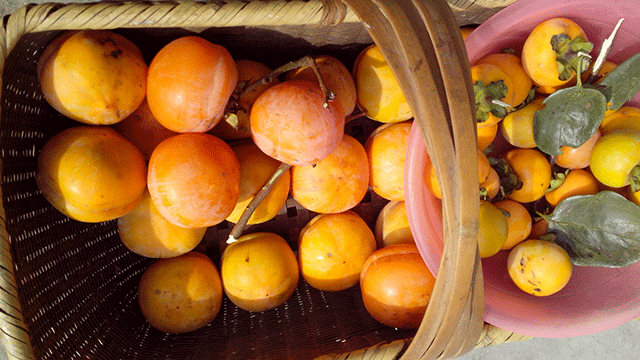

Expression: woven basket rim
xmin=0 ymin=1 xmax=524 ymax=360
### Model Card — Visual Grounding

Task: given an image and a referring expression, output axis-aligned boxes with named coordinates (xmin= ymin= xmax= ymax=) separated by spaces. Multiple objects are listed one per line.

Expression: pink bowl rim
xmin=405 ymin=0 xmax=640 ymax=338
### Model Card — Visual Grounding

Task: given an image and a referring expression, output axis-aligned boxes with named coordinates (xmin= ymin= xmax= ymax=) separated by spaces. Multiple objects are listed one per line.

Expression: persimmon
xmin=589 ymin=129 xmax=640 ymax=188
xmin=477 ymin=148 xmax=493 ymax=185
xmin=366 ymin=120 xmax=412 ymax=201
xmin=298 ymin=211 xmax=377 ymax=292
xmin=353 ymin=44 xmax=412 ymax=123
xmin=478 ymin=199 xmax=509 ymax=258
xmin=583 ymin=60 xmax=618 ymax=86
xmin=250 ymin=79 xmax=345 ymax=166
xmin=360 ymin=243 xmax=435 ymax=329
xmin=500 ymin=96 xmax=545 ymax=149
xmin=210 ymin=59 xmax=278 ymax=140
xmin=530 ymin=218 xmax=549 ymax=239
xmin=147 ymin=36 xmax=238 ymax=133
xmin=477 ymin=122 xmax=498 ymax=151
xmin=460 ymin=26 xmax=475 ymax=40
xmin=138 ymin=252 xmax=223 ymax=334
xmin=233 ymin=59 xmax=278 ymax=106
xmin=481 ymin=167 xmax=501 ymax=201
xmin=286 ymin=55 xmax=357 ymax=118
xmin=471 ymin=62 xmax=516 ymax=127
xmin=545 ymin=169 xmax=598 ymax=207
xmin=507 ymin=239 xmax=572 ymax=296
xmin=555 ymin=128 xmax=601 ymax=170
xmin=478 ymin=149 xmax=502 ymax=200
xmin=595 ymin=179 xmax=629 ymax=198
xmin=221 ymin=232 xmax=299 ymax=312
xmin=291 ymin=134 xmax=369 ymax=213
xmin=147 ymin=133 xmax=240 ymax=228
xmin=37 ymin=30 xmax=147 ymax=125
xmin=494 ymin=199 xmax=532 ymax=250
xmin=599 ymin=106 xmax=640 ymax=135
xmin=425 ymin=148 xmax=498 ymax=201
xmin=117 ymin=189 xmax=206 ymax=258
xmin=114 ymin=98 xmax=178 ymax=160
xmin=535 ymin=83 xmax=566 ymax=96
xmin=374 ymin=200 xmax=414 ymax=248
xmin=599 ymin=60 xmax=618 ymax=79
xmin=423 ymin=153 xmax=442 ymax=200
xmin=476 ymin=53 xmax=533 ymax=108
xmin=226 ymin=142 xmax=290 ymax=225
xmin=503 ymin=148 xmax=552 ymax=203
xmin=36 ymin=126 xmax=147 ymax=223
xmin=521 ymin=17 xmax=591 ymax=88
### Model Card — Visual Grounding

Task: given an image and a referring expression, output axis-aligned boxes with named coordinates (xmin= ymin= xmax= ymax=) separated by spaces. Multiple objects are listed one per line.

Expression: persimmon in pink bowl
xmin=405 ymin=0 xmax=640 ymax=338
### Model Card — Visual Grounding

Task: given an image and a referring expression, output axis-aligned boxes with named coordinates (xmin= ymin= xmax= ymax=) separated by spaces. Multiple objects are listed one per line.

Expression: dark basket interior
xmin=1 ymin=23 xmax=418 ymax=359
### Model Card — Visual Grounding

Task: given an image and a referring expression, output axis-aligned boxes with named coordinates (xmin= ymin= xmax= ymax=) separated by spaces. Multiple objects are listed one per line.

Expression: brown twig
xmin=222 ymin=55 xmax=337 ymax=130
xmin=585 ymin=18 xmax=624 ymax=84
xmin=226 ymin=162 xmax=292 ymax=244
xmin=240 ymin=55 xmax=335 ymax=107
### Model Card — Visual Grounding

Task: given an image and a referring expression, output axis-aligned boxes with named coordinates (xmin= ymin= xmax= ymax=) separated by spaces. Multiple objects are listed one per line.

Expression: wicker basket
xmin=0 ymin=1 xmax=530 ymax=359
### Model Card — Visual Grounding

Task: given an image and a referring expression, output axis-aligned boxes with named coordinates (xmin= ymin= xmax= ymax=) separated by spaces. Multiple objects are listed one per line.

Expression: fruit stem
xmin=227 ymin=162 xmax=292 ymax=244
xmin=491 ymin=99 xmax=513 ymax=110
xmin=573 ymin=52 xmax=591 ymax=88
xmin=303 ymin=57 xmax=336 ymax=108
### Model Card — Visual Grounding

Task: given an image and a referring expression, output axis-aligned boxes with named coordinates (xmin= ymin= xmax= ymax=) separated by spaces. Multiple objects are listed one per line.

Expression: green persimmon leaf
xmin=543 ymin=191 xmax=640 ymax=267
xmin=533 ymin=85 xmax=607 ymax=156
xmin=598 ymin=52 xmax=640 ymax=111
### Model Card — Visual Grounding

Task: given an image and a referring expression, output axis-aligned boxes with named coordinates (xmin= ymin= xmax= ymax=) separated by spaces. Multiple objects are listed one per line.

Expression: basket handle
xmin=339 ymin=0 xmax=483 ymax=358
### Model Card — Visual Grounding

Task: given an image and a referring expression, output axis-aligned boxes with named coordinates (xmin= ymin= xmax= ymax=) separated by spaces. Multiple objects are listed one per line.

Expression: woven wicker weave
xmin=0 ymin=1 xmax=530 ymax=359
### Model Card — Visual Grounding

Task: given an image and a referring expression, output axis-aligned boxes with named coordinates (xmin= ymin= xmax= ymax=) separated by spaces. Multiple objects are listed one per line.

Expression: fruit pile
xmin=34 ymin=30 xmax=434 ymax=334
xmin=426 ymin=18 xmax=640 ymax=297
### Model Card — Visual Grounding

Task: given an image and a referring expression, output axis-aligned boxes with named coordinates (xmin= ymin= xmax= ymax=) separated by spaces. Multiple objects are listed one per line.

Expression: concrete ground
xmin=1 ymin=0 xmax=640 ymax=359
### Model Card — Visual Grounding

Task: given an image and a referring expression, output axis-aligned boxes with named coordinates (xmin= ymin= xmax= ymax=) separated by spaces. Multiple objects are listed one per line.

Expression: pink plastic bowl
xmin=406 ymin=0 xmax=640 ymax=338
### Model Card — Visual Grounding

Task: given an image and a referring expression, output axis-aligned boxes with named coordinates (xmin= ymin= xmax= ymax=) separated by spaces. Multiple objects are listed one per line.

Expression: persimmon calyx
xmin=474 ymin=80 xmax=509 ymax=123
xmin=479 ymin=186 xmax=490 ymax=201
xmin=551 ymin=34 xmax=594 ymax=81
xmin=222 ymin=80 xmax=250 ymax=130
xmin=489 ymin=156 xmax=523 ymax=196
xmin=547 ymin=170 xmax=568 ymax=193
xmin=630 ymin=165 xmax=640 ymax=193
xmin=223 ymin=113 xmax=240 ymax=130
